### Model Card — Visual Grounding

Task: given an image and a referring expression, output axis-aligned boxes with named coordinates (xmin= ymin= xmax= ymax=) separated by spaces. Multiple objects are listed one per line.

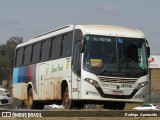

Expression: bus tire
xmin=27 ymin=88 xmax=40 ymax=109
xmin=62 ymin=86 xmax=73 ymax=109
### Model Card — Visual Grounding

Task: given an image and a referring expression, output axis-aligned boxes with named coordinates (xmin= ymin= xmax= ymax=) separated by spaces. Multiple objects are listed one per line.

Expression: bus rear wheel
xmin=28 ymin=88 xmax=34 ymax=109
xmin=27 ymin=88 xmax=44 ymax=109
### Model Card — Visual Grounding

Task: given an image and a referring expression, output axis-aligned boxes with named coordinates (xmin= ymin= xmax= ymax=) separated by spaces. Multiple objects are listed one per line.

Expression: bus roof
xmin=80 ymin=25 xmax=145 ymax=38
xmin=17 ymin=24 xmax=74 ymax=48
xmin=17 ymin=24 xmax=145 ymax=48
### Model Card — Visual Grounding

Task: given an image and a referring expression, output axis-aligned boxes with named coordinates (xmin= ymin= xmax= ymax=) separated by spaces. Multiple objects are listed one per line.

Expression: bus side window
xmin=24 ymin=45 xmax=32 ymax=65
xmin=51 ymin=36 xmax=61 ymax=59
xmin=62 ymin=32 xmax=73 ymax=57
xmin=41 ymin=39 xmax=51 ymax=61
xmin=15 ymin=47 xmax=24 ymax=67
xmin=32 ymin=42 xmax=41 ymax=63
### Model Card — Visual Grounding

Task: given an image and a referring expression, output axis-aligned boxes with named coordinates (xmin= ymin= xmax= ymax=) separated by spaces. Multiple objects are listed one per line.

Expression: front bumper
xmin=81 ymin=80 xmax=149 ymax=102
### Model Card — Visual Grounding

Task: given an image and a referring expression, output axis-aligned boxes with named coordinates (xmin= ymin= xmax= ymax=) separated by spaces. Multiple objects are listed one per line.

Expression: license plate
xmin=112 ymin=91 xmax=123 ymax=95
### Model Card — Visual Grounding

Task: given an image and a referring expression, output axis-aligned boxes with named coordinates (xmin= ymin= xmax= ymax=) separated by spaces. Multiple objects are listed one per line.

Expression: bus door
xmin=38 ymin=63 xmax=46 ymax=100
xmin=72 ymin=73 xmax=81 ymax=99
xmin=72 ymin=41 xmax=82 ymax=99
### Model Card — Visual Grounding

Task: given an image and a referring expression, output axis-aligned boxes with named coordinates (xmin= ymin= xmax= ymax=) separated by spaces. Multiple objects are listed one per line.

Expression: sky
xmin=0 ymin=0 xmax=160 ymax=54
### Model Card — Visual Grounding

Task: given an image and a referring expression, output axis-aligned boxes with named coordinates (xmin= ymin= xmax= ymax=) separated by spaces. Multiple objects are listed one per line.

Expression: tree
xmin=0 ymin=36 xmax=23 ymax=83
xmin=4 ymin=37 xmax=23 ymax=66
xmin=0 ymin=55 xmax=11 ymax=81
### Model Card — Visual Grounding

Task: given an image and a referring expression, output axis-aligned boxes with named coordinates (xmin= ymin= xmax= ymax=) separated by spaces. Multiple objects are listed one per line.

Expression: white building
xmin=149 ymin=55 xmax=160 ymax=98
xmin=149 ymin=55 xmax=160 ymax=68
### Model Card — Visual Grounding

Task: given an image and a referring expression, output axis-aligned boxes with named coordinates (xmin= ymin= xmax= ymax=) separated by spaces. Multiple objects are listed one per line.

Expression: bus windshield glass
xmin=83 ymin=35 xmax=148 ymax=77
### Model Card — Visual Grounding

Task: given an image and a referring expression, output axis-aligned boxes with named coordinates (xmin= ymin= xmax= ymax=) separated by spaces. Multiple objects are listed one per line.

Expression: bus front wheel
xmin=62 ymin=86 xmax=73 ymax=109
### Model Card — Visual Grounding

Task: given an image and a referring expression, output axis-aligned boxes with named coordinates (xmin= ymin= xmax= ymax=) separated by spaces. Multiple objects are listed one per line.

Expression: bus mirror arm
xmin=79 ymin=39 xmax=85 ymax=53
xmin=79 ymin=45 xmax=85 ymax=53
xmin=146 ymin=40 xmax=150 ymax=58
xmin=80 ymin=38 xmax=87 ymax=53
xmin=147 ymin=47 xmax=150 ymax=58
xmin=74 ymin=39 xmax=85 ymax=53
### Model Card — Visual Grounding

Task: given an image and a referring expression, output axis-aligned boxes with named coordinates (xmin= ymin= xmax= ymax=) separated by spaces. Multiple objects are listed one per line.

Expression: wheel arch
xmin=27 ymin=84 xmax=32 ymax=92
xmin=27 ymin=82 xmax=33 ymax=91
xmin=27 ymin=82 xmax=33 ymax=98
xmin=61 ymin=80 xmax=68 ymax=98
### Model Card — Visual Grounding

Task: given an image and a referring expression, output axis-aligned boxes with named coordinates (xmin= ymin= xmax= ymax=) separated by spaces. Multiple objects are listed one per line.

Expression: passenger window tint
xmin=62 ymin=32 xmax=73 ymax=57
xmin=41 ymin=39 xmax=51 ymax=61
xmin=15 ymin=48 xmax=24 ymax=66
xmin=32 ymin=42 xmax=41 ymax=63
xmin=51 ymin=36 xmax=61 ymax=59
xmin=24 ymin=45 xmax=32 ymax=65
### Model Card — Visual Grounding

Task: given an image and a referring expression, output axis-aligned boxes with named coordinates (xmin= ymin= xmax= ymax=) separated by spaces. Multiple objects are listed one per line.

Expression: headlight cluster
xmin=84 ymin=78 xmax=100 ymax=87
xmin=135 ymin=82 xmax=148 ymax=90
xmin=0 ymin=91 xmax=7 ymax=96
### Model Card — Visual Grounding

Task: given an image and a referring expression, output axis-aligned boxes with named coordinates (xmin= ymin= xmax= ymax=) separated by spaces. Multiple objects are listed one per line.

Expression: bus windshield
xmin=83 ymin=35 xmax=148 ymax=77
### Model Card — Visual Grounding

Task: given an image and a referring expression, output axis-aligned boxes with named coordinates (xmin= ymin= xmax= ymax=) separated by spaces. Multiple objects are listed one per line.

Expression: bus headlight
xmin=84 ymin=78 xmax=100 ymax=87
xmin=135 ymin=82 xmax=148 ymax=90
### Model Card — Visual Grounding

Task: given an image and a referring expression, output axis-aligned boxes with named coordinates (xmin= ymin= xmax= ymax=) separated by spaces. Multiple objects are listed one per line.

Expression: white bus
xmin=12 ymin=25 xmax=150 ymax=109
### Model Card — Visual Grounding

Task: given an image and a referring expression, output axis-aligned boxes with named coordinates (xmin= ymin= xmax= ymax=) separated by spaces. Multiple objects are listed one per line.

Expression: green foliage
xmin=0 ymin=55 xmax=11 ymax=80
xmin=0 ymin=37 xmax=23 ymax=83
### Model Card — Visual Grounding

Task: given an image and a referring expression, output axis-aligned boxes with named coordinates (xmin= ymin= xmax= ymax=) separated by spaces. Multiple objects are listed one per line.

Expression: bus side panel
xmin=44 ymin=79 xmax=61 ymax=100
xmin=12 ymin=65 xmax=38 ymax=100
xmin=12 ymin=83 xmax=27 ymax=100
xmin=44 ymin=58 xmax=71 ymax=100
xmin=37 ymin=63 xmax=61 ymax=100
xmin=12 ymin=57 xmax=72 ymax=101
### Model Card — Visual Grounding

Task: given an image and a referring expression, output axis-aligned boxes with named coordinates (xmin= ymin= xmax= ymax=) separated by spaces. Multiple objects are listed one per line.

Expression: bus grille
xmin=97 ymin=76 xmax=137 ymax=84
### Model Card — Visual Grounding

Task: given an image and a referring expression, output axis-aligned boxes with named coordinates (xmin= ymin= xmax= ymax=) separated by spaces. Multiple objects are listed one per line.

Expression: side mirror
xmin=147 ymin=47 xmax=150 ymax=58
xmin=74 ymin=40 xmax=84 ymax=53
xmin=78 ymin=40 xmax=84 ymax=53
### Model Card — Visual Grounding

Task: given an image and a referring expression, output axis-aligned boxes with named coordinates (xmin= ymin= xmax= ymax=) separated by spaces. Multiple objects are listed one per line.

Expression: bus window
xmin=32 ymin=42 xmax=41 ymax=63
xmin=62 ymin=32 xmax=73 ymax=57
xmin=41 ymin=39 xmax=51 ymax=61
xmin=15 ymin=48 xmax=24 ymax=66
xmin=24 ymin=45 xmax=32 ymax=65
xmin=51 ymin=36 xmax=61 ymax=59
xmin=125 ymin=44 xmax=138 ymax=62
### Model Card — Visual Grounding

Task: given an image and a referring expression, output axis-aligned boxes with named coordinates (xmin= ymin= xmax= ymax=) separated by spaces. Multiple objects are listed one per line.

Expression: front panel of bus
xmin=79 ymin=34 xmax=149 ymax=102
